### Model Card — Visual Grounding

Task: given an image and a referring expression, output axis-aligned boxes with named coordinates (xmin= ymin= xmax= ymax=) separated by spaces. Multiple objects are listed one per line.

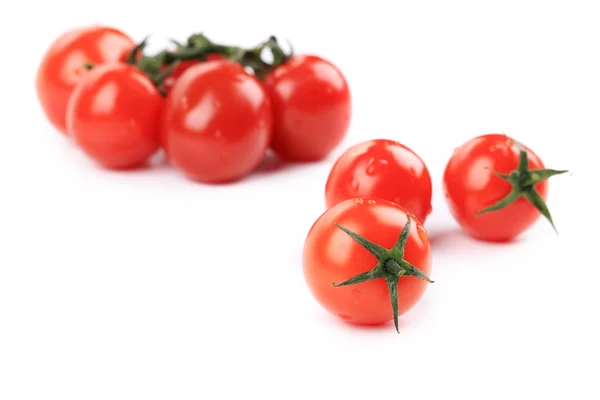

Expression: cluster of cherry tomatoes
xmin=303 ymin=135 xmax=567 ymax=332
xmin=36 ymin=25 xmax=568 ymax=334
xmin=36 ymin=26 xmax=351 ymax=182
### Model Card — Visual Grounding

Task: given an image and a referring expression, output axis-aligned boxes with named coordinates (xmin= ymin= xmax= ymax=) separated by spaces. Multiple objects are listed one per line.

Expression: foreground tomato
xmin=66 ymin=64 xmax=163 ymax=169
xmin=325 ymin=139 xmax=432 ymax=224
xmin=443 ymin=134 xmax=567 ymax=241
xmin=161 ymin=60 xmax=272 ymax=183
xmin=263 ymin=55 xmax=351 ymax=161
xmin=36 ymin=26 xmax=135 ymax=135
xmin=303 ymin=198 xmax=433 ymax=332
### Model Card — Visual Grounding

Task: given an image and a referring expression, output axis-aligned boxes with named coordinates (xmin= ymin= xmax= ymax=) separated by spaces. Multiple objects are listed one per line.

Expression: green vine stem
xmin=120 ymin=33 xmax=293 ymax=94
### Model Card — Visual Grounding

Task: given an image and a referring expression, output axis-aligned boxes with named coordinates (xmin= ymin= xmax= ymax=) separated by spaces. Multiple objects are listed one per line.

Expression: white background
xmin=1 ymin=1 xmax=599 ymax=399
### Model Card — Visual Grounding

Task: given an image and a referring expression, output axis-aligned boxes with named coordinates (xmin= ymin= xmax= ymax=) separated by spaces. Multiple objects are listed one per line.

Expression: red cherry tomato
xmin=303 ymin=198 xmax=432 ymax=330
xmin=325 ymin=139 xmax=433 ymax=224
xmin=66 ymin=64 xmax=163 ymax=169
xmin=161 ymin=60 xmax=272 ymax=183
xmin=161 ymin=54 xmax=225 ymax=94
xmin=443 ymin=133 xmax=566 ymax=241
xmin=263 ymin=55 xmax=351 ymax=161
xmin=36 ymin=26 xmax=134 ymax=135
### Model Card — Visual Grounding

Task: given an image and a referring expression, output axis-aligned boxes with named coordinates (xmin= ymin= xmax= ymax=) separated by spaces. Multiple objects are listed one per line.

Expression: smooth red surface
xmin=443 ymin=133 xmax=548 ymax=241
xmin=325 ymin=139 xmax=433 ymax=224
xmin=66 ymin=64 xmax=163 ymax=169
xmin=303 ymin=198 xmax=432 ymax=325
xmin=36 ymin=26 xmax=134 ymax=135
xmin=263 ymin=55 xmax=351 ymax=161
xmin=161 ymin=54 xmax=225 ymax=94
xmin=161 ymin=60 xmax=272 ymax=183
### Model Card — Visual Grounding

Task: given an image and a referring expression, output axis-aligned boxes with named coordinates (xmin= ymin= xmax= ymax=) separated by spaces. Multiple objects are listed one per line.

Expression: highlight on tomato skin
xmin=263 ymin=54 xmax=351 ymax=162
xmin=66 ymin=63 xmax=163 ymax=170
xmin=443 ymin=133 xmax=567 ymax=242
xmin=325 ymin=139 xmax=433 ymax=224
xmin=160 ymin=60 xmax=273 ymax=184
xmin=35 ymin=25 xmax=135 ymax=135
xmin=302 ymin=198 xmax=432 ymax=331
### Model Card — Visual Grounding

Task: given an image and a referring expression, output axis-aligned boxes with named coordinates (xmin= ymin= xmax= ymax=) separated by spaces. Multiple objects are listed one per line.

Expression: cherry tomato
xmin=161 ymin=54 xmax=225 ymax=94
xmin=443 ymin=133 xmax=567 ymax=241
xmin=66 ymin=64 xmax=163 ymax=169
xmin=263 ymin=55 xmax=351 ymax=161
xmin=161 ymin=60 xmax=272 ymax=183
xmin=303 ymin=198 xmax=433 ymax=331
xmin=325 ymin=139 xmax=432 ymax=224
xmin=36 ymin=26 xmax=134 ymax=135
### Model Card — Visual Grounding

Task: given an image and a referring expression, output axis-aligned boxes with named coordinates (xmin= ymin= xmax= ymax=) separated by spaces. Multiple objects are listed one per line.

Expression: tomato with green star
xmin=303 ymin=198 xmax=433 ymax=332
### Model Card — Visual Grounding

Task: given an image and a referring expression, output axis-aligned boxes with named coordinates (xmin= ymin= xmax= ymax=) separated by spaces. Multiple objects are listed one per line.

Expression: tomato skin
xmin=303 ymin=198 xmax=432 ymax=325
xmin=161 ymin=60 xmax=272 ymax=183
xmin=161 ymin=54 xmax=225 ymax=94
xmin=325 ymin=139 xmax=433 ymax=224
xmin=443 ymin=133 xmax=548 ymax=241
xmin=36 ymin=26 xmax=135 ymax=135
xmin=263 ymin=55 xmax=351 ymax=162
xmin=66 ymin=64 xmax=163 ymax=169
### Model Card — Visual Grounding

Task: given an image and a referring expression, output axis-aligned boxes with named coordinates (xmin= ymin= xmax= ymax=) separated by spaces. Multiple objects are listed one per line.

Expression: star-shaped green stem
xmin=332 ymin=214 xmax=433 ymax=333
xmin=477 ymin=139 xmax=568 ymax=233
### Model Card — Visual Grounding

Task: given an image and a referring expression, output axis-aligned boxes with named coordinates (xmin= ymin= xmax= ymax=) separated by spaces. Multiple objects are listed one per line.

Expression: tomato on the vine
xmin=303 ymin=198 xmax=433 ymax=332
xmin=161 ymin=60 xmax=272 ymax=183
xmin=36 ymin=26 xmax=135 ymax=135
xmin=443 ymin=133 xmax=567 ymax=241
xmin=161 ymin=53 xmax=225 ymax=94
xmin=263 ymin=55 xmax=351 ymax=162
xmin=325 ymin=139 xmax=432 ymax=224
xmin=66 ymin=63 xmax=163 ymax=169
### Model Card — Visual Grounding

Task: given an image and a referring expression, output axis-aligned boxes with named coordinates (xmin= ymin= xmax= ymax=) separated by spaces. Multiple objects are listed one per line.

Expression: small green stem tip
xmin=332 ymin=213 xmax=433 ymax=333
xmin=478 ymin=138 xmax=568 ymax=233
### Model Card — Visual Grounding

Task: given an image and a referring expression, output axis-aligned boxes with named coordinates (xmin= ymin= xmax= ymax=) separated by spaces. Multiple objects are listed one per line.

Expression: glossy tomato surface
xmin=443 ymin=133 xmax=548 ymax=241
xmin=66 ymin=64 xmax=163 ymax=169
xmin=161 ymin=60 xmax=272 ymax=183
xmin=303 ymin=198 xmax=432 ymax=325
xmin=325 ymin=139 xmax=432 ymax=224
xmin=263 ymin=55 xmax=351 ymax=161
xmin=36 ymin=26 xmax=134 ymax=135
xmin=161 ymin=54 xmax=225 ymax=94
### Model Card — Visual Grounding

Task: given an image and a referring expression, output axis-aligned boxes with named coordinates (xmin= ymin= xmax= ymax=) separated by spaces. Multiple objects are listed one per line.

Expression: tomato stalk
xmin=333 ymin=214 xmax=434 ymax=333
xmin=123 ymin=33 xmax=293 ymax=94
xmin=170 ymin=33 xmax=292 ymax=78
xmin=477 ymin=139 xmax=568 ymax=232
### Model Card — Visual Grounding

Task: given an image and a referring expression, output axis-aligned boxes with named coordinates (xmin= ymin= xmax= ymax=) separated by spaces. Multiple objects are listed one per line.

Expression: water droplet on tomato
xmin=353 ymin=300 xmax=360 ymax=305
xmin=365 ymin=157 xmax=377 ymax=175
xmin=417 ymin=224 xmax=429 ymax=244
xmin=367 ymin=200 xmax=376 ymax=204
xmin=355 ymin=198 xmax=364 ymax=204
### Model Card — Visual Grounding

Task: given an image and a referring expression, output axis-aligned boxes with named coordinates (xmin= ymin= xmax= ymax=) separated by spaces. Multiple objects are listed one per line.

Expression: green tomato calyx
xmin=332 ymin=213 xmax=433 ymax=333
xmin=477 ymin=138 xmax=568 ymax=233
